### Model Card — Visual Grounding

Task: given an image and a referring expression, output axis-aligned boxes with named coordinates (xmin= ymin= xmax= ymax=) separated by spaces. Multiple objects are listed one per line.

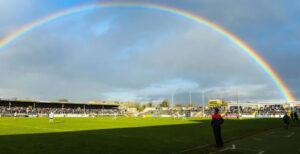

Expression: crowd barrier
xmin=241 ymin=115 xmax=255 ymax=118
xmin=160 ymin=115 xmax=171 ymax=117
xmin=64 ymin=114 xmax=89 ymax=117
xmin=223 ymin=114 xmax=238 ymax=118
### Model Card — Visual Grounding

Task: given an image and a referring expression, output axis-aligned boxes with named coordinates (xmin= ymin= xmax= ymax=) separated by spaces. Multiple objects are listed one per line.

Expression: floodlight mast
xmin=202 ymin=91 xmax=205 ymax=116
xmin=189 ymin=90 xmax=192 ymax=107
xmin=171 ymin=92 xmax=174 ymax=109
xmin=236 ymin=88 xmax=239 ymax=119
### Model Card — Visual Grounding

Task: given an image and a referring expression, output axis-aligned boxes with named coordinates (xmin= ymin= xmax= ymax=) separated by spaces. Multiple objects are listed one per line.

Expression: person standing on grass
xmin=294 ymin=111 xmax=299 ymax=123
xmin=290 ymin=111 xmax=294 ymax=122
xmin=14 ymin=111 xmax=17 ymax=120
xmin=173 ymin=113 xmax=178 ymax=120
xmin=182 ymin=113 xmax=186 ymax=120
xmin=113 ymin=112 xmax=117 ymax=120
xmin=283 ymin=112 xmax=290 ymax=129
xmin=211 ymin=108 xmax=224 ymax=148
xmin=49 ymin=111 xmax=54 ymax=124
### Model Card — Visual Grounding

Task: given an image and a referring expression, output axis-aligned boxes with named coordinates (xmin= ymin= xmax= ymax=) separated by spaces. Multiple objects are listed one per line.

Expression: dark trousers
xmin=213 ymin=126 xmax=223 ymax=147
xmin=284 ymin=122 xmax=289 ymax=129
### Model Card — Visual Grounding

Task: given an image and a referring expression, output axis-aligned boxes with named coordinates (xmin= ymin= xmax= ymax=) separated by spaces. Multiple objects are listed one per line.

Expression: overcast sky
xmin=0 ymin=0 xmax=299 ymax=104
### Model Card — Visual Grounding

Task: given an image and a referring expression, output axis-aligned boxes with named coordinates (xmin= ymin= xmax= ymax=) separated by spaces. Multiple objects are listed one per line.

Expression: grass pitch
xmin=0 ymin=117 xmax=298 ymax=154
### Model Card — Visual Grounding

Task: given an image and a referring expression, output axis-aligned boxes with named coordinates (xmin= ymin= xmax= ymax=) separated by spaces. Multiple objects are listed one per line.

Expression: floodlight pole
xmin=84 ymin=104 xmax=86 ymax=114
xmin=189 ymin=90 xmax=192 ymax=107
xmin=236 ymin=88 xmax=240 ymax=119
xmin=172 ymin=92 xmax=174 ymax=109
xmin=202 ymin=91 xmax=205 ymax=116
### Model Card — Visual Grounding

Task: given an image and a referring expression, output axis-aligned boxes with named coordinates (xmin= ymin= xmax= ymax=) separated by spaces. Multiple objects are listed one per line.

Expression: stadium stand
xmin=0 ymin=97 xmax=299 ymax=118
xmin=0 ymin=99 xmax=120 ymax=117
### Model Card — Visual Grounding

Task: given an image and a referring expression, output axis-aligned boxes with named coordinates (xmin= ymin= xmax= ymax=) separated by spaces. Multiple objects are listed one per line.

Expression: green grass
xmin=0 ymin=117 xmax=298 ymax=154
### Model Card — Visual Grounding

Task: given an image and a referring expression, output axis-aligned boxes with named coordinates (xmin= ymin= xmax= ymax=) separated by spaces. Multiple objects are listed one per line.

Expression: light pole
xmin=202 ymin=91 xmax=205 ymax=116
xmin=171 ymin=92 xmax=174 ymax=109
xmin=236 ymin=88 xmax=239 ymax=119
xmin=189 ymin=90 xmax=192 ymax=107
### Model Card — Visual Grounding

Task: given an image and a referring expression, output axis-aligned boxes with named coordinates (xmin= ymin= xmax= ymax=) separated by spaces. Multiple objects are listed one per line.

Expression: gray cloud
xmin=0 ymin=0 xmax=298 ymax=103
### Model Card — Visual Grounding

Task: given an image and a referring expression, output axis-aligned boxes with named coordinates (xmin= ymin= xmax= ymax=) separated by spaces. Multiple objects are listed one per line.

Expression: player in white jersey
xmin=14 ymin=112 xmax=17 ymax=120
xmin=135 ymin=113 xmax=138 ymax=120
xmin=182 ymin=113 xmax=186 ymax=120
xmin=92 ymin=113 xmax=95 ymax=119
xmin=49 ymin=111 xmax=54 ymax=123
xmin=113 ymin=112 xmax=117 ymax=120
xmin=173 ymin=113 xmax=178 ymax=120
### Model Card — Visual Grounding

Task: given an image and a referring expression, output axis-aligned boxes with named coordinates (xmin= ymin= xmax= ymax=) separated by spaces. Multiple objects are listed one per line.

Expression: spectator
xmin=290 ymin=111 xmax=294 ymax=122
xmin=283 ymin=113 xmax=290 ymax=130
xmin=294 ymin=111 xmax=299 ymax=123
xmin=211 ymin=108 xmax=224 ymax=148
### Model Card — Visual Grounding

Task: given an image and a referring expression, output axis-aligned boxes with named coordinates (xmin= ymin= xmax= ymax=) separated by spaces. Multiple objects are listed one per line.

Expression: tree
xmin=159 ymin=99 xmax=169 ymax=108
xmin=138 ymin=104 xmax=146 ymax=111
xmin=174 ymin=104 xmax=184 ymax=108
xmin=188 ymin=102 xmax=197 ymax=107
xmin=129 ymin=102 xmax=140 ymax=109
xmin=146 ymin=101 xmax=154 ymax=107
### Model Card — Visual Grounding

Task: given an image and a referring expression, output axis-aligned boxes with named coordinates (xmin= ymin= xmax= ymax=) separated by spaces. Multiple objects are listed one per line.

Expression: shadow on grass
xmin=0 ymin=119 xmax=282 ymax=154
xmin=0 ymin=121 xmax=214 ymax=154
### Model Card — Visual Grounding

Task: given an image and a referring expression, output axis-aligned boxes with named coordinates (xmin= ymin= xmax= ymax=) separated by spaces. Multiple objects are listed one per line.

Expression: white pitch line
xmin=257 ymin=150 xmax=264 ymax=154
xmin=209 ymin=147 xmax=264 ymax=154
xmin=196 ymin=128 xmax=281 ymax=154
xmin=266 ymin=131 xmax=295 ymax=138
xmin=287 ymin=132 xmax=295 ymax=137
xmin=208 ymin=147 xmax=231 ymax=154
xmin=173 ymin=144 xmax=209 ymax=154
xmin=225 ymin=127 xmax=281 ymax=142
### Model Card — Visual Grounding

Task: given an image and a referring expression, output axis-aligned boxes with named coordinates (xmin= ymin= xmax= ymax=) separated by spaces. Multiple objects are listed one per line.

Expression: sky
xmin=0 ymin=0 xmax=299 ymax=105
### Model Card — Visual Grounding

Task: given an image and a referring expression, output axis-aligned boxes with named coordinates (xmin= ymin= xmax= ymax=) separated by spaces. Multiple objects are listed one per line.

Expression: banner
xmin=178 ymin=114 xmax=186 ymax=118
xmin=144 ymin=115 xmax=152 ymax=118
xmin=241 ymin=115 xmax=255 ymax=118
xmin=28 ymin=114 xmax=38 ymax=117
xmin=160 ymin=115 xmax=171 ymax=117
xmin=54 ymin=114 xmax=65 ymax=117
xmin=64 ymin=114 xmax=89 ymax=117
xmin=223 ymin=114 xmax=237 ymax=118
xmin=255 ymin=114 xmax=271 ymax=118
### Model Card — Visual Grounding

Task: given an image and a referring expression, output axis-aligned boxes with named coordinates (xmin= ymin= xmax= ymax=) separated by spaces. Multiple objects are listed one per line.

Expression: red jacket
xmin=211 ymin=113 xmax=224 ymax=126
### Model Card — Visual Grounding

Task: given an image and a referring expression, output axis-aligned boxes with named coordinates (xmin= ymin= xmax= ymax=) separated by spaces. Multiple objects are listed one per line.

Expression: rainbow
xmin=0 ymin=2 xmax=295 ymax=101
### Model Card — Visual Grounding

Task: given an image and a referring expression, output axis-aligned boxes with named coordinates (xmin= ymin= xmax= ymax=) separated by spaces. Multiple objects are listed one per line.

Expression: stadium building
xmin=208 ymin=99 xmax=231 ymax=107
xmin=0 ymin=98 xmax=121 ymax=117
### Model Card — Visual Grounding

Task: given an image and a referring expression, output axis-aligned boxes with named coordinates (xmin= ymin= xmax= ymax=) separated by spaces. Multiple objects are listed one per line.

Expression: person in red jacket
xmin=211 ymin=108 xmax=224 ymax=147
